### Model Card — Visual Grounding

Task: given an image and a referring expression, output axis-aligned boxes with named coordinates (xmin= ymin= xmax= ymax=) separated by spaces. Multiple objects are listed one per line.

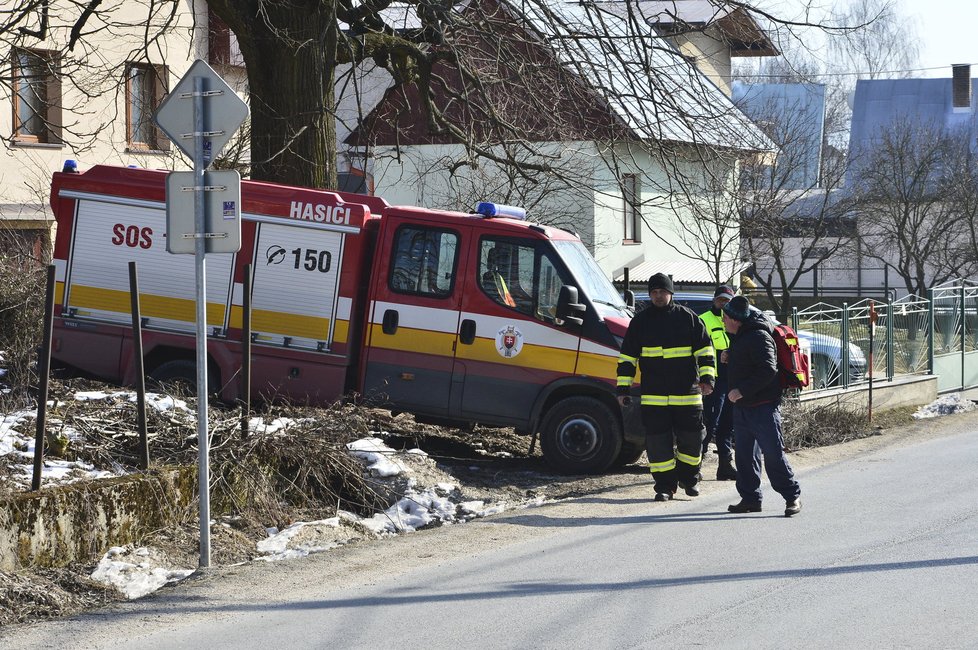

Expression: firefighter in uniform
xmin=617 ymin=273 xmax=716 ymax=501
xmin=699 ymin=285 xmax=737 ymax=481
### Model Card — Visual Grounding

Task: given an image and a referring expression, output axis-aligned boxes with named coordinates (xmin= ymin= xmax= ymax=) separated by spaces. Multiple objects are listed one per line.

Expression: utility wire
xmin=736 ymin=62 xmax=978 ymax=80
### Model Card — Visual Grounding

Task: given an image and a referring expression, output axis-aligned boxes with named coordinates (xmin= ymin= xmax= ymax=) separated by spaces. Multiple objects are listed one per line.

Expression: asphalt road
xmin=4 ymin=414 xmax=978 ymax=649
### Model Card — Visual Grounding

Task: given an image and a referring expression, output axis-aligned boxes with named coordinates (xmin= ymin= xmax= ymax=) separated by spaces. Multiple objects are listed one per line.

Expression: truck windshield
xmin=552 ymin=240 xmax=628 ymax=318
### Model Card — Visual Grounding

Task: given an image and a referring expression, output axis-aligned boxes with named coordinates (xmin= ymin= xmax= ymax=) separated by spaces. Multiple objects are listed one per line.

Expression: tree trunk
xmin=213 ymin=2 xmax=339 ymax=189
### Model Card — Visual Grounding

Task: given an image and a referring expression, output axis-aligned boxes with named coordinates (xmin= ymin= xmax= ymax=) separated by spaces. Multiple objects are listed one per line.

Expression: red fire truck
xmin=49 ymin=165 xmax=643 ymax=473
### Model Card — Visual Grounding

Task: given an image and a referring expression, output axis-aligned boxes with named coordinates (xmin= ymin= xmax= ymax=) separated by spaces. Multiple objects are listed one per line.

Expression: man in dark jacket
xmin=721 ymin=295 xmax=802 ymax=517
xmin=617 ymin=273 xmax=716 ymax=501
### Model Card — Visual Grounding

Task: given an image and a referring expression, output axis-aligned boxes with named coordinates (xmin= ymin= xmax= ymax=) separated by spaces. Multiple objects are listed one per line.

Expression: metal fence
xmin=791 ymin=280 xmax=978 ymax=395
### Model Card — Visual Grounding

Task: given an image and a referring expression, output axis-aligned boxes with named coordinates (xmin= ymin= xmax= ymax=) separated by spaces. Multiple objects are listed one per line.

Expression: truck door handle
xmin=382 ymin=309 xmax=399 ymax=335
xmin=459 ymin=319 xmax=476 ymax=345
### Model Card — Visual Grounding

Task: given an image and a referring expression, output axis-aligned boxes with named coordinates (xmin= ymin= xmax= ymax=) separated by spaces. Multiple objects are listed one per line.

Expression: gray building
xmin=732 ymin=81 xmax=826 ymax=189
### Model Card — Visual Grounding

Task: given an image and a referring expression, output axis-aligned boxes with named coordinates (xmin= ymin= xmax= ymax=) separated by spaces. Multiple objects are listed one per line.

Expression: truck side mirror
xmin=555 ymin=285 xmax=586 ymax=326
xmin=623 ymin=289 xmax=635 ymax=308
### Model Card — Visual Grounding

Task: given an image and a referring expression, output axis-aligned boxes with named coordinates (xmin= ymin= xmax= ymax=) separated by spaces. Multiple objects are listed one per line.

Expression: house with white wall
xmin=349 ymin=0 xmax=773 ymax=288
xmin=0 ymin=4 xmax=247 ymax=262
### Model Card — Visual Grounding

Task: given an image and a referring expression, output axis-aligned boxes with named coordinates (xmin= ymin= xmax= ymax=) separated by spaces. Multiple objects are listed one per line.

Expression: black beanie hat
xmin=722 ymin=295 xmax=751 ymax=321
xmin=647 ymin=272 xmax=674 ymax=294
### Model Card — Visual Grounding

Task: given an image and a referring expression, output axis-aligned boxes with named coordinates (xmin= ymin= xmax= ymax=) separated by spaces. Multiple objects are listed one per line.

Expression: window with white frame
xmin=126 ymin=63 xmax=169 ymax=151
xmin=623 ymin=173 xmax=641 ymax=242
xmin=13 ymin=48 xmax=61 ymax=145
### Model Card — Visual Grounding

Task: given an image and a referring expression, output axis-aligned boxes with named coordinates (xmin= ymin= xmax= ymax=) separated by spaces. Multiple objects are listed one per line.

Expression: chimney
xmin=952 ymin=64 xmax=971 ymax=110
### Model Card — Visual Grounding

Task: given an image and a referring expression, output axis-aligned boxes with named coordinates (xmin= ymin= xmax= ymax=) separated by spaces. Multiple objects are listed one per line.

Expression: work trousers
xmin=641 ymin=405 xmax=705 ymax=495
xmin=732 ymin=402 xmax=801 ymax=505
xmin=702 ymin=365 xmax=734 ymax=459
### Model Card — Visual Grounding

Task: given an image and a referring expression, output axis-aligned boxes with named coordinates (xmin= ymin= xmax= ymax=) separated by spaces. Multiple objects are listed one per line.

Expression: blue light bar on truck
xmin=475 ymin=202 xmax=527 ymax=220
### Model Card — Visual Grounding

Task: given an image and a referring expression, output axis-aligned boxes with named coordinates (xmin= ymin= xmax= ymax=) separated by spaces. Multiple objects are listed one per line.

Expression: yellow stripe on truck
xmin=368 ymin=323 xmax=458 ymax=356
xmin=458 ymin=338 xmax=577 ymax=374
xmin=332 ymin=319 xmax=349 ymax=344
xmin=368 ymin=324 xmax=579 ymax=374
xmin=227 ymin=305 xmax=349 ymax=344
xmin=576 ymin=349 xmax=617 ymax=381
xmin=69 ymin=285 xmax=226 ymax=325
xmin=251 ymin=309 xmax=330 ymax=341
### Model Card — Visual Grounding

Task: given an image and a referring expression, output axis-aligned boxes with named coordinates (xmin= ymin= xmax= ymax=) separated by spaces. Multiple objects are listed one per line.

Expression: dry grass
xmin=0 ymin=253 xmax=45 ymax=399
xmin=0 ymin=567 xmax=123 ymax=626
xmin=781 ymin=400 xmax=916 ymax=450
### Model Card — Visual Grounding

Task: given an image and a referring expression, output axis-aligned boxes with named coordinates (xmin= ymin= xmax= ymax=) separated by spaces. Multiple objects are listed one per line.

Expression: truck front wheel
xmin=539 ymin=397 xmax=622 ymax=475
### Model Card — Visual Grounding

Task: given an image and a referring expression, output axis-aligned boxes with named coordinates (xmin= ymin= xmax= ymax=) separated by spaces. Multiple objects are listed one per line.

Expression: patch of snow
xmin=1 ymin=408 xmax=124 ymax=486
xmin=90 ymin=546 xmax=194 ymax=599
xmin=74 ymin=390 xmax=114 ymax=401
xmin=257 ymin=518 xmax=344 ymax=560
xmin=912 ymin=393 xmax=978 ymax=419
xmin=249 ymin=417 xmax=296 ymax=435
xmin=347 ymin=437 xmax=409 ymax=477
xmin=143 ymin=393 xmax=191 ymax=413
xmin=0 ymin=410 xmax=32 ymax=455
xmin=73 ymin=389 xmax=191 ymax=414
xmin=361 ymin=487 xmax=465 ymax=534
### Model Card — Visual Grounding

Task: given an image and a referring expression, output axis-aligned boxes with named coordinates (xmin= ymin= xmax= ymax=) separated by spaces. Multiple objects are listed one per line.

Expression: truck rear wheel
xmin=539 ymin=396 xmax=622 ymax=475
xmin=149 ymin=360 xmax=211 ymax=395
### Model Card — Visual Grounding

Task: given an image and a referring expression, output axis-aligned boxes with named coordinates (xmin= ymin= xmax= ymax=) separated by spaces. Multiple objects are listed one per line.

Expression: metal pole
xmin=30 ymin=265 xmax=56 ymax=491
xmin=886 ymin=298 xmax=895 ymax=381
xmin=868 ymin=301 xmax=877 ymax=422
xmin=961 ymin=285 xmax=966 ymax=391
xmin=193 ymin=75 xmax=211 ymax=568
xmin=129 ymin=262 xmax=150 ymax=470
xmin=241 ymin=263 xmax=252 ymax=439
xmin=927 ymin=288 xmax=935 ymax=376
xmin=841 ymin=302 xmax=850 ymax=389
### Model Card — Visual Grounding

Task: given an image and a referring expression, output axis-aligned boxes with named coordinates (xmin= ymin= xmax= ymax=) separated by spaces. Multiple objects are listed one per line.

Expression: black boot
xmin=716 ymin=455 xmax=737 ymax=481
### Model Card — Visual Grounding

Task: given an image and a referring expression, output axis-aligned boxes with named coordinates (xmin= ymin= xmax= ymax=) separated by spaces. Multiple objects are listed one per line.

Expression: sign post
xmin=154 ymin=60 xmax=248 ymax=568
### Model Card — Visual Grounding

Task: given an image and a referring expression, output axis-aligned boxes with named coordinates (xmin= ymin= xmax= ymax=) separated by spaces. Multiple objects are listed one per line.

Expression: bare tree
xmin=828 ymin=0 xmax=921 ymax=80
xmin=737 ymin=0 xmax=920 ymax=150
xmin=735 ymin=91 xmax=855 ymax=321
xmin=2 ymin=0 xmax=864 ymax=200
xmin=851 ymin=121 xmax=978 ymax=297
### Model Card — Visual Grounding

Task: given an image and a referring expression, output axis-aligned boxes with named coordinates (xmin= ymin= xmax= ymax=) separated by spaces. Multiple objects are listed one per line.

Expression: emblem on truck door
xmin=266 ymin=245 xmax=287 ymax=265
xmin=495 ymin=325 xmax=524 ymax=358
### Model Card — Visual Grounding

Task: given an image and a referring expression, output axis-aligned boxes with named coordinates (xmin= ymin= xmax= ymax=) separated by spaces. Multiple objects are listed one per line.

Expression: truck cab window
xmin=390 ymin=226 xmax=459 ymax=297
xmin=536 ymin=255 xmax=564 ymax=322
xmin=479 ymin=239 xmax=565 ymax=319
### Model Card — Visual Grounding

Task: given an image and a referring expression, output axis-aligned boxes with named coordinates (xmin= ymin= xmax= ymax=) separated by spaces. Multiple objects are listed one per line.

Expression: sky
xmin=760 ymin=0 xmax=978 ymax=79
xmin=911 ymin=1 xmax=978 ymax=78
xmin=1 ymin=382 xmax=974 ymax=600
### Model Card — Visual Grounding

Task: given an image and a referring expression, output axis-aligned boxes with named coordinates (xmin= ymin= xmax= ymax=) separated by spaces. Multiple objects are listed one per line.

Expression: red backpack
xmin=771 ymin=323 xmax=811 ymax=389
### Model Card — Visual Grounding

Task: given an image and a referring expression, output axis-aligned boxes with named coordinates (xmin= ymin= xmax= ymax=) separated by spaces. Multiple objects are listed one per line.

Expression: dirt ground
xmin=0 ymin=389 xmax=961 ymax=629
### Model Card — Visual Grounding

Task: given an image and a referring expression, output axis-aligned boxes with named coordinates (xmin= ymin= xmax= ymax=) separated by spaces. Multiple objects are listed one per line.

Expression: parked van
xmin=49 ymin=165 xmax=645 ymax=473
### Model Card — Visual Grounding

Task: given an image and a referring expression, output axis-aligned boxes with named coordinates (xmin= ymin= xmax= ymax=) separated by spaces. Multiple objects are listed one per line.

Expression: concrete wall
xmin=797 ymin=375 xmax=938 ymax=413
xmin=0 ymin=466 xmax=196 ymax=571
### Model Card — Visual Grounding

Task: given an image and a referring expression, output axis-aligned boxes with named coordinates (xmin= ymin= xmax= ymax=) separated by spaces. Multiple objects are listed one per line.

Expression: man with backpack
xmin=721 ymin=295 xmax=802 ymax=517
